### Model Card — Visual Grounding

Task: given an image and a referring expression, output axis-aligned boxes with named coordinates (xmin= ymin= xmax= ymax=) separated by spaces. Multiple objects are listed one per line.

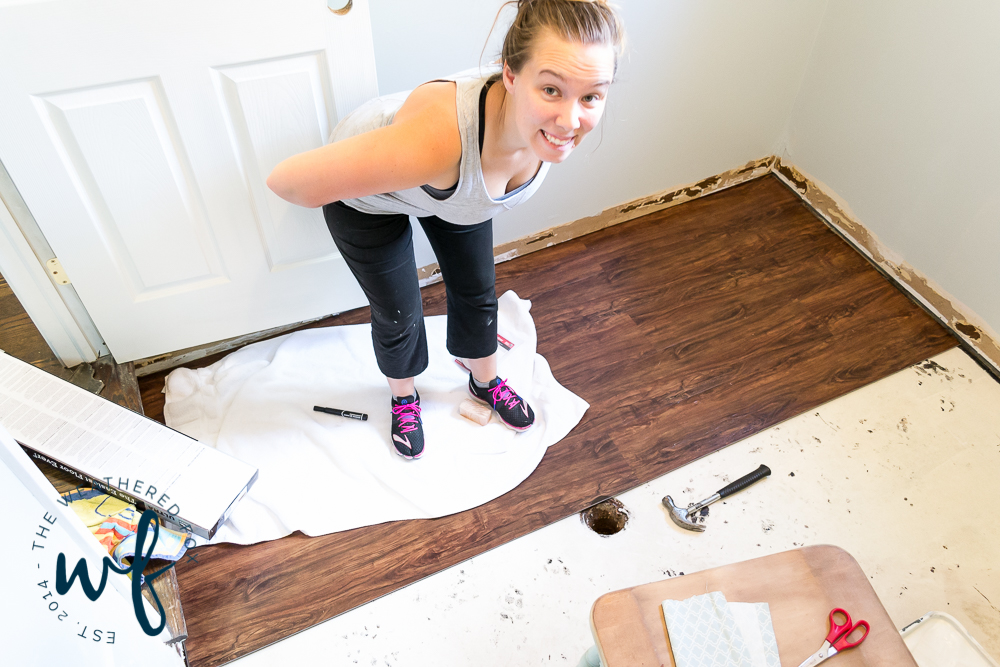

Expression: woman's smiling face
xmin=503 ymin=29 xmax=616 ymax=163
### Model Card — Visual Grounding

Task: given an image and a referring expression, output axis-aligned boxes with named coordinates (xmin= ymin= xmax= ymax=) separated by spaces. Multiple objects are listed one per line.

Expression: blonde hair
xmin=489 ymin=0 xmax=626 ymax=78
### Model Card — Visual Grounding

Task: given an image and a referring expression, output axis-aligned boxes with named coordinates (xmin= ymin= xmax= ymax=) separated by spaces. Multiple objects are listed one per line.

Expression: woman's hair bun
xmin=497 ymin=0 xmax=626 ymax=76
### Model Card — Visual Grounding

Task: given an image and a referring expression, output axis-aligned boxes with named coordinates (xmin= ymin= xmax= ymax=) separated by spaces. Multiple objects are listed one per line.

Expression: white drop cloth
xmin=163 ymin=292 xmax=588 ymax=545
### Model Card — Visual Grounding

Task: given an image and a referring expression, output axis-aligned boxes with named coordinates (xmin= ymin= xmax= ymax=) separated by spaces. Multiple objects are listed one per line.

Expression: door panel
xmin=34 ymin=78 xmax=229 ymax=299
xmin=213 ymin=52 xmax=341 ymax=271
xmin=0 ymin=0 xmax=378 ymax=361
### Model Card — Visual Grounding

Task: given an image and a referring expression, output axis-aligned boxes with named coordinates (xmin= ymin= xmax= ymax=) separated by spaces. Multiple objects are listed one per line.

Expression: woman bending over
xmin=267 ymin=0 xmax=625 ymax=459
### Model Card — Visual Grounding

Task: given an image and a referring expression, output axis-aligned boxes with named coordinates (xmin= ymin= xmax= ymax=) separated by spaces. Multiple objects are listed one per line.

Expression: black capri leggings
xmin=323 ymin=200 xmax=498 ymax=379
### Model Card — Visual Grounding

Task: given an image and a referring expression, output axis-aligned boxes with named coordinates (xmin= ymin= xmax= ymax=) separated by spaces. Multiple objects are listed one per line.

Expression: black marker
xmin=313 ymin=406 xmax=368 ymax=421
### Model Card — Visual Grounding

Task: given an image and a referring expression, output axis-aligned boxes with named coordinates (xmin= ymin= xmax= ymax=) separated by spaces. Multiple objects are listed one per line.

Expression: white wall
xmin=783 ymin=0 xmax=1000 ymax=338
xmin=368 ymin=0 xmax=829 ymax=265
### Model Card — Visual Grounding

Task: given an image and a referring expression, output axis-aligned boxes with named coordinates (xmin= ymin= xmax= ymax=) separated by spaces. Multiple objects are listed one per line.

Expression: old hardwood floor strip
xmin=137 ymin=174 xmax=956 ymax=666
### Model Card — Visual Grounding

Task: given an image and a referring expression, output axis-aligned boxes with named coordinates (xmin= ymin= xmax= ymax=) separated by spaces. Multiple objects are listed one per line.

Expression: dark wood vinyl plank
xmin=614 ymin=292 xmax=954 ymax=476
xmin=141 ymin=375 xmax=171 ymax=424
xmin=476 ymin=410 xmax=641 ymax=526
xmin=175 ymin=513 xmax=491 ymax=667
xmin=176 ymin=430 xmax=637 ymax=667
xmin=1 ymin=273 xmax=72 ymax=379
xmin=139 ymin=174 xmax=957 ymax=666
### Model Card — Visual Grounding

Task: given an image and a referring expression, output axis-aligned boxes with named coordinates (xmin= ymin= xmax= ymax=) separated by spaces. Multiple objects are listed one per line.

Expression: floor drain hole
xmin=581 ymin=498 xmax=629 ymax=536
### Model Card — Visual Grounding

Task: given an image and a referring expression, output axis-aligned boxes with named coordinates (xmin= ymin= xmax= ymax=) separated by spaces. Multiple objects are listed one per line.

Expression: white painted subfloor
xmin=233 ymin=347 xmax=1000 ymax=666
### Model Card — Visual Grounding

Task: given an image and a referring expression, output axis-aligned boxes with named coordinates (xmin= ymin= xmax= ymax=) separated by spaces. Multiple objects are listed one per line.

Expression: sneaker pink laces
xmin=469 ymin=374 xmax=535 ymax=431
xmin=392 ymin=402 xmax=421 ymax=433
xmin=488 ymin=378 xmax=522 ymax=411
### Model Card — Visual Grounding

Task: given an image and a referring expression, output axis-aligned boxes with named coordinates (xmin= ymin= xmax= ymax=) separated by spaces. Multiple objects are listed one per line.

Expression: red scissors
xmin=797 ymin=608 xmax=870 ymax=666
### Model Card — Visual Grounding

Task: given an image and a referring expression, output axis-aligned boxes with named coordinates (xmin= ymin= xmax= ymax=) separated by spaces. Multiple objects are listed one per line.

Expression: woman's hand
xmin=266 ymin=82 xmax=462 ymax=209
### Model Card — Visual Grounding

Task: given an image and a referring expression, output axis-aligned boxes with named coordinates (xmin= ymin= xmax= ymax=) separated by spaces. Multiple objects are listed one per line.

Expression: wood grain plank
xmin=174 ymin=423 xmax=638 ymax=667
xmin=0 ymin=272 xmax=74 ymax=379
xmin=139 ymin=174 xmax=957 ymax=666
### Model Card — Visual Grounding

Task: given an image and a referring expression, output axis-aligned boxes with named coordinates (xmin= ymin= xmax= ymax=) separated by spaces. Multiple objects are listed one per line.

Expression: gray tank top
xmin=328 ymin=68 xmax=550 ymax=225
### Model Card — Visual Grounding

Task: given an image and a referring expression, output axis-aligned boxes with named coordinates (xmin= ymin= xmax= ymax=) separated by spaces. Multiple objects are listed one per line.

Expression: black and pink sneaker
xmin=391 ymin=393 xmax=423 ymax=459
xmin=468 ymin=375 xmax=535 ymax=431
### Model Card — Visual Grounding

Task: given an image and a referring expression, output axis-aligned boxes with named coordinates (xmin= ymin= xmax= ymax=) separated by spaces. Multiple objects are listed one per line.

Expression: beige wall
xmin=370 ymin=0 xmax=829 ymax=260
xmin=782 ymin=0 xmax=1000 ymax=341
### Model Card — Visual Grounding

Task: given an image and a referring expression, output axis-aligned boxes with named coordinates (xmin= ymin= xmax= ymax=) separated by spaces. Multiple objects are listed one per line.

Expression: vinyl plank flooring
xmin=0 ymin=272 xmax=72 ymax=379
xmin=140 ymin=174 xmax=957 ymax=666
xmin=172 ymin=419 xmax=638 ymax=667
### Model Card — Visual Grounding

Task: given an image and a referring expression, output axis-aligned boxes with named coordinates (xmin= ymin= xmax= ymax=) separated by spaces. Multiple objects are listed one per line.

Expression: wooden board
xmin=137 ymin=175 xmax=957 ymax=666
xmin=591 ymin=545 xmax=918 ymax=667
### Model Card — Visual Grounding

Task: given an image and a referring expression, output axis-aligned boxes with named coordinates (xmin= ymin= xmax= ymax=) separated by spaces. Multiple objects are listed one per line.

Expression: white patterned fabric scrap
xmin=661 ymin=592 xmax=755 ymax=667
xmin=729 ymin=602 xmax=781 ymax=667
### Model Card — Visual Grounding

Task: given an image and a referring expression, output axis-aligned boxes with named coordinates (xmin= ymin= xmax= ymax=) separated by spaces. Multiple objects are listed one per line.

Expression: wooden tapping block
xmin=459 ymin=399 xmax=492 ymax=426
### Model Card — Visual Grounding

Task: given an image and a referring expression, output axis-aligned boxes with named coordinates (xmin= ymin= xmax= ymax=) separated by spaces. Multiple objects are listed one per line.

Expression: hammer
xmin=662 ymin=464 xmax=771 ymax=532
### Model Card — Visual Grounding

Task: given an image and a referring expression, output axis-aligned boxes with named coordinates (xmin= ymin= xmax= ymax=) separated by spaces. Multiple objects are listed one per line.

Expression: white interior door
xmin=0 ymin=0 xmax=377 ymax=361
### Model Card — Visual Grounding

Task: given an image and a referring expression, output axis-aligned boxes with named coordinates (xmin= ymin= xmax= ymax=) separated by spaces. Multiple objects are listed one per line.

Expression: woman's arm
xmin=266 ymin=82 xmax=461 ymax=209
